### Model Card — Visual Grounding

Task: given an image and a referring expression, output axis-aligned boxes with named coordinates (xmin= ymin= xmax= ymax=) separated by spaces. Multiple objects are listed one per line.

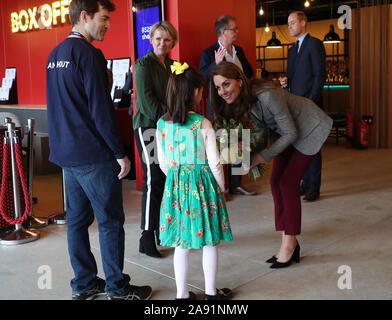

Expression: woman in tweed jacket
xmin=210 ymin=61 xmax=332 ymax=269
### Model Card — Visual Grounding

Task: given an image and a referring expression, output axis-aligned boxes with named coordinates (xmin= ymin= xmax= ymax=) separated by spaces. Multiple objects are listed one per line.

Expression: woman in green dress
xmin=156 ymin=62 xmax=233 ymax=300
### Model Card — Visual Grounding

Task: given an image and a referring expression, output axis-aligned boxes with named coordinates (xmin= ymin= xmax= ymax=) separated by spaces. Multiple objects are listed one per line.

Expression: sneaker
xmin=204 ymin=288 xmax=233 ymax=300
xmin=106 ymin=284 xmax=152 ymax=300
xmin=72 ymin=277 xmax=106 ymax=300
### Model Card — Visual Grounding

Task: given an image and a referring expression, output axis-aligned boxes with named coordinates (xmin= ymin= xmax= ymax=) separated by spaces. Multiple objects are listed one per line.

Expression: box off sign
xmin=11 ymin=0 xmax=72 ymax=33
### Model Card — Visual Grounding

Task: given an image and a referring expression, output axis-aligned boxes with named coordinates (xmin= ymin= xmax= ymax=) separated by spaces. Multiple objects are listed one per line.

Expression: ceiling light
xmin=323 ymin=24 xmax=341 ymax=43
xmin=267 ymin=31 xmax=282 ymax=48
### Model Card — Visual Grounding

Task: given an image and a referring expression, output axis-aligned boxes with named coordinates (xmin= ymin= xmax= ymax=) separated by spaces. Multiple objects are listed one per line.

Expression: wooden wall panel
xmin=389 ymin=6 xmax=392 ymax=148
xmin=349 ymin=4 xmax=392 ymax=148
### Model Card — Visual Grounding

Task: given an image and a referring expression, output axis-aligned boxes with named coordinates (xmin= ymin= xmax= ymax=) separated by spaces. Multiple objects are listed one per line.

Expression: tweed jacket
xmin=250 ymin=86 xmax=332 ymax=162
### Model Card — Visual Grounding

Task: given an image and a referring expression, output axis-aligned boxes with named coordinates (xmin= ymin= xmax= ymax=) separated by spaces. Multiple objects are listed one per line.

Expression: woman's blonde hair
xmin=149 ymin=21 xmax=178 ymax=48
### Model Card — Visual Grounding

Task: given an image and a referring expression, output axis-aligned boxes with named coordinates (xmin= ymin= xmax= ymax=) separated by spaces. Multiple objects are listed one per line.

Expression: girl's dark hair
xmin=164 ymin=66 xmax=206 ymax=125
xmin=210 ymin=61 xmax=276 ymax=127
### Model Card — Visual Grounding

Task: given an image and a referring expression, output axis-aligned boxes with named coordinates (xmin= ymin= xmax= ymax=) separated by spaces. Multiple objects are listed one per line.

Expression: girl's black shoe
xmin=270 ymin=242 xmax=300 ymax=269
xmin=204 ymin=288 xmax=233 ymax=300
xmin=175 ymin=292 xmax=197 ymax=300
xmin=265 ymin=255 xmax=277 ymax=263
xmin=139 ymin=231 xmax=162 ymax=258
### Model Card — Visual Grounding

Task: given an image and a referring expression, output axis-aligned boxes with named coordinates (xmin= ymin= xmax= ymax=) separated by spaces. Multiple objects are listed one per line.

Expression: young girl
xmin=156 ymin=62 xmax=233 ymax=300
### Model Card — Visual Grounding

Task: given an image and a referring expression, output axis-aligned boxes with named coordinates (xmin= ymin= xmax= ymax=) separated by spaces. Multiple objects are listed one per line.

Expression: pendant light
xmin=267 ymin=31 xmax=282 ymax=48
xmin=324 ymin=24 xmax=341 ymax=43
xmin=265 ymin=1 xmax=270 ymax=32
xmin=266 ymin=8 xmax=281 ymax=48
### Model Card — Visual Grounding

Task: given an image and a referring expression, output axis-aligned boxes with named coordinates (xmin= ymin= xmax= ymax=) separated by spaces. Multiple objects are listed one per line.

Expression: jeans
xmin=63 ymin=160 xmax=130 ymax=294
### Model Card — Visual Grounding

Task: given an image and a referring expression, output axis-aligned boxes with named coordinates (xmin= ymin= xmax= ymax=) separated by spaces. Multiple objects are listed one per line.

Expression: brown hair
xmin=164 ymin=66 xmax=206 ymax=125
xmin=70 ymin=0 xmax=115 ymax=26
xmin=210 ymin=61 xmax=276 ymax=127
xmin=289 ymin=10 xmax=308 ymax=23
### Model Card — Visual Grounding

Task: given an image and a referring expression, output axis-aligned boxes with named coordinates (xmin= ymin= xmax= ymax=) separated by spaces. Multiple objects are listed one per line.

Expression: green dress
xmin=157 ymin=113 xmax=233 ymax=249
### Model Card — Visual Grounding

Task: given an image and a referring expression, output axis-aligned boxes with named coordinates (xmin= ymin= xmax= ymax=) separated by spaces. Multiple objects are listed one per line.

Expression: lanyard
xmin=69 ymin=31 xmax=86 ymax=40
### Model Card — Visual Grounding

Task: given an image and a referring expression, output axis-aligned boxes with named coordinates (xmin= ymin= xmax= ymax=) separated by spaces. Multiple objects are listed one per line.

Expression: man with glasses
xmin=200 ymin=15 xmax=256 ymax=196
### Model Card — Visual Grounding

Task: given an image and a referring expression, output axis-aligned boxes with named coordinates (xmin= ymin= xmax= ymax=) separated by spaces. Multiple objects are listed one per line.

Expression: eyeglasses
xmin=225 ymin=27 xmax=239 ymax=32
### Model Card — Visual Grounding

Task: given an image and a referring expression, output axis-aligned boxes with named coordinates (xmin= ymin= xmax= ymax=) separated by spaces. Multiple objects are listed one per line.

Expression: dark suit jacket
xmin=286 ymin=34 xmax=326 ymax=107
xmin=199 ymin=42 xmax=254 ymax=84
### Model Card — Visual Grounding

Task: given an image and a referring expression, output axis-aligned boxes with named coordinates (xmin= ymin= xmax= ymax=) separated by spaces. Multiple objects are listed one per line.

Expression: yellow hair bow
xmin=171 ymin=61 xmax=189 ymax=75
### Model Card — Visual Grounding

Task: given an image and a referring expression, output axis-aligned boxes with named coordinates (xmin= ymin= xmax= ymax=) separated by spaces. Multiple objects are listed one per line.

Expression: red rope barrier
xmin=0 ymin=140 xmax=31 ymax=225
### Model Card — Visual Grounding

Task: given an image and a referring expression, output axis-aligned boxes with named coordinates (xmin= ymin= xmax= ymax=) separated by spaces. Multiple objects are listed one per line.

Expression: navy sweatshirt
xmin=46 ymin=38 xmax=125 ymax=167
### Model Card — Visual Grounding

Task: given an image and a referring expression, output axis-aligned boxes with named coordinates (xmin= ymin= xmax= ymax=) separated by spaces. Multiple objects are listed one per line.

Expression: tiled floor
xmin=1 ymin=139 xmax=392 ymax=300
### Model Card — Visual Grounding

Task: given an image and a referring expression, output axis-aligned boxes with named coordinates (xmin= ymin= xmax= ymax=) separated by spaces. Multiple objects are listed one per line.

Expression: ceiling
xmin=256 ymin=0 xmax=392 ymax=27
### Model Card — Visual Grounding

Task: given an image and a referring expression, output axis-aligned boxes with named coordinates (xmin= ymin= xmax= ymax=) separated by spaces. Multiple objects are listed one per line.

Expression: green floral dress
xmin=157 ymin=113 xmax=233 ymax=249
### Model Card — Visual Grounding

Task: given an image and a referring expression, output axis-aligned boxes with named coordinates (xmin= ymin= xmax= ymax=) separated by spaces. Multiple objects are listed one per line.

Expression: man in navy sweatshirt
xmin=46 ymin=0 xmax=151 ymax=300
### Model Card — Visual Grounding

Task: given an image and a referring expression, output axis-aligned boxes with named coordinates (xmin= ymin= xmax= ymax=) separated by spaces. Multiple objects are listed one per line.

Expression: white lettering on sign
xmin=47 ymin=60 xmax=70 ymax=69
xmin=141 ymin=26 xmax=151 ymax=41
xmin=11 ymin=0 xmax=71 ymax=33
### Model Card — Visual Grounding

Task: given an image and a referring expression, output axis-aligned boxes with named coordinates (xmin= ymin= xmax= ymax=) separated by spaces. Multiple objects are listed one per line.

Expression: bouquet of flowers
xmin=215 ymin=118 xmax=268 ymax=181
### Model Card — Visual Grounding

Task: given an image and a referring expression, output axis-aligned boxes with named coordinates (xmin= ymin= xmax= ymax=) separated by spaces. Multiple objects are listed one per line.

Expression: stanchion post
xmin=0 ymin=119 xmax=40 ymax=245
xmin=25 ymin=118 xmax=49 ymax=229
xmin=48 ymin=169 xmax=67 ymax=225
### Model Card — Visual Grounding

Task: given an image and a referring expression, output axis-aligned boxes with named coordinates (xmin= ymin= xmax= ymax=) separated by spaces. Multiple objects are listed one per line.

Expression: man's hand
xmin=279 ymin=76 xmax=288 ymax=88
xmin=117 ymin=156 xmax=131 ymax=180
xmin=214 ymin=46 xmax=226 ymax=65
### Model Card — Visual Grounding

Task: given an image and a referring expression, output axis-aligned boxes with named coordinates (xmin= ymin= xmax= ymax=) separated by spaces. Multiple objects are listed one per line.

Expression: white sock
xmin=173 ymin=247 xmax=190 ymax=299
xmin=202 ymin=245 xmax=218 ymax=296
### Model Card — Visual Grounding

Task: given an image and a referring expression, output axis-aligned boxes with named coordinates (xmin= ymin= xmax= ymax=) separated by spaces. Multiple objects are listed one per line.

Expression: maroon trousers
xmin=270 ymin=146 xmax=316 ymax=236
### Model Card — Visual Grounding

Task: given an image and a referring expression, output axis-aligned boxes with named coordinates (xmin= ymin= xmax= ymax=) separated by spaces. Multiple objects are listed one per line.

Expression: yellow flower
xmin=195 ymin=120 xmax=201 ymax=128
xmin=179 ymin=143 xmax=185 ymax=152
xmin=166 ymin=191 xmax=170 ymax=197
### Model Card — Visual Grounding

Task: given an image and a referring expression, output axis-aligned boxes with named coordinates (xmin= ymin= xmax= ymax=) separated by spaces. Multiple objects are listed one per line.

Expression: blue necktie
xmin=295 ymin=40 xmax=299 ymax=55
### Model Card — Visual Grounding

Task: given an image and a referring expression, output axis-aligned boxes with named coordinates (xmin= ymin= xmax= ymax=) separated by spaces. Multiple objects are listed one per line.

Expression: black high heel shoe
xmin=270 ymin=242 xmax=300 ymax=269
xmin=265 ymin=256 xmax=278 ymax=263
xmin=139 ymin=231 xmax=162 ymax=258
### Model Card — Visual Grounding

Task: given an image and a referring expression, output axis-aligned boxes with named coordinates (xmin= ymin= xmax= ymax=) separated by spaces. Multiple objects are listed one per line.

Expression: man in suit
xmin=280 ymin=11 xmax=326 ymax=201
xmin=200 ymin=14 xmax=256 ymax=196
